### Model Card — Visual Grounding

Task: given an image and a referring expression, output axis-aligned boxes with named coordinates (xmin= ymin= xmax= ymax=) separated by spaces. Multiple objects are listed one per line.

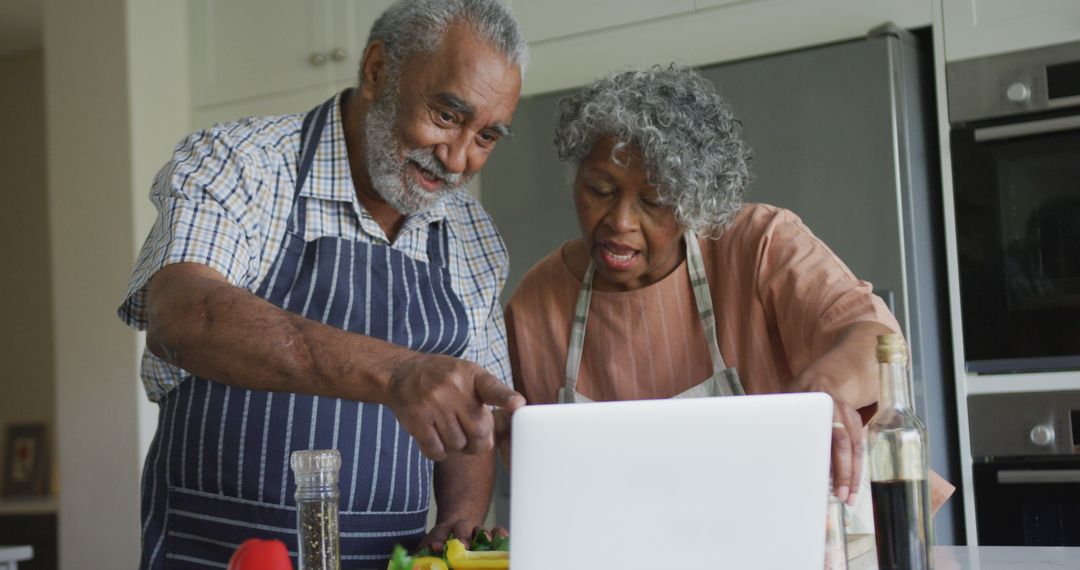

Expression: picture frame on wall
xmin=1 ymin=423 xmax=50 ymax=498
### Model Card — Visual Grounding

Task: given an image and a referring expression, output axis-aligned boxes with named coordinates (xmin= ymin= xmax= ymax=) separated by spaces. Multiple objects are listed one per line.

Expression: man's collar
xmin=392 ymin=195 xmax=453 ymax=239
xmin=299 ymin=89 xmax=359 ymax=203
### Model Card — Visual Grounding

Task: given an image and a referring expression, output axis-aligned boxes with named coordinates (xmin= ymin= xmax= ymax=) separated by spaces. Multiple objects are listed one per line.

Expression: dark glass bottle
xmin=868 ymin=334 xmax=934 ymax=569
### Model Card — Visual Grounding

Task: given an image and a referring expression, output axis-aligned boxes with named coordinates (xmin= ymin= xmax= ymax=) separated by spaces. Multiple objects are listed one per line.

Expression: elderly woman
xmin=504 ymin=65 xmax=953 ymax=512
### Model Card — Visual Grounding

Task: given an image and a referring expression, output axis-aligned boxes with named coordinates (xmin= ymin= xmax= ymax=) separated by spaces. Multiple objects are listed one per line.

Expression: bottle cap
xmin=876 ymin=333 xmax=907 ymax=363
xmin=290 ymin=449 xmax=341 ymax=478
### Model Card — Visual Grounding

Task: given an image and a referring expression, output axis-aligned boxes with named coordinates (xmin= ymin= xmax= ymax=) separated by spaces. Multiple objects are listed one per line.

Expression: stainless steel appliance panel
xmin=947 ymin=40 xmax=1080 ymax=124
xmin=969 ymin=391 xmax=1080 ymax=546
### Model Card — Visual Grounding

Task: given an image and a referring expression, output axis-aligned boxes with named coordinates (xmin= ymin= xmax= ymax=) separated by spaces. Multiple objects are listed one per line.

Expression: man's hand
xmin=418 ymin=524 xmax=509 ymax=555
xmin=386 ymin=353 xmax=525 ymax=461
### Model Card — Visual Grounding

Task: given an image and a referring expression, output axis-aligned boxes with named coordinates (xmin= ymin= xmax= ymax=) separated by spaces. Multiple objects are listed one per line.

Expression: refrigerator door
xmin=481 ymin=33 xmax=958 ymax=544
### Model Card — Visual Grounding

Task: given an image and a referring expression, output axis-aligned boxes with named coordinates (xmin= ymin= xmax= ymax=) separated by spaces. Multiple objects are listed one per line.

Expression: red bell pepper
xmin=228 ymin=538 xmax=294 ymax=570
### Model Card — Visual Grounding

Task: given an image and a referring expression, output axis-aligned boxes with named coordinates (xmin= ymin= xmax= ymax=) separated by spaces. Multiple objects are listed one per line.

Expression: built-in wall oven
xmin=948 ymin=41 xmax=1080 ymax=374
xmin=970 ymin=392 xmax=1080 ymax=546
xmin=949 ymin=41 xmax=1080 ymax=546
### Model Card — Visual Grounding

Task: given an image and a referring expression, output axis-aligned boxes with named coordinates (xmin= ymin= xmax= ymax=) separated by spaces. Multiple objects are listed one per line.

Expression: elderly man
xmin=118 ymin=0 xmax=528 ymax=567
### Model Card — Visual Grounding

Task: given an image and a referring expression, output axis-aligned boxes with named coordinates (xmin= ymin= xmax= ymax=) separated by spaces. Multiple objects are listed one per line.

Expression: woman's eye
xmin=437 ymin=111 xmax=456 ymax=124
xmin=589 ymin=185 xmax=614 ymax=197
xmin=641 ymin=196 xmax=662 ymax=208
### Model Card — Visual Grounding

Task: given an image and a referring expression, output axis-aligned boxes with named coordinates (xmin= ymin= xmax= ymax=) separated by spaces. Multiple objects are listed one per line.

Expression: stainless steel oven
xmin=970 ymin=391 xmax=1080 ymax=546
xmin=948 ymin=41 xmax=1080 ymax=374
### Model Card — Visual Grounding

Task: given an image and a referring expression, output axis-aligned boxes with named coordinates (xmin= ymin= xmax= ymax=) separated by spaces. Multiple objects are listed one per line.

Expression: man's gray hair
xmin=367 ymin=0 xmax=529 ymax=77
xmin=554 ymin=65 xmax=751 ymax=236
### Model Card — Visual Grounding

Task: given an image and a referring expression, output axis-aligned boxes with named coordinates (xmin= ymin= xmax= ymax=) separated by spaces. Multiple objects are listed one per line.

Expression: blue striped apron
xmin=139 ymin=97 xmax=469 ymax=569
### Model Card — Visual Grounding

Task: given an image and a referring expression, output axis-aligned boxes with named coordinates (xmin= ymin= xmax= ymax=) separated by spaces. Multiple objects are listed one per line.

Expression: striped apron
xmin=559 ymin=232 xmax=745 ymax=403
xmin=139 ymin=98 xmax=469 ymax=569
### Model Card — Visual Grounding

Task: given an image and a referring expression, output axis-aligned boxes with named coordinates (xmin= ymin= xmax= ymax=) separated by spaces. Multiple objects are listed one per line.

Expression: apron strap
xmin=287 ymin=97 xmax=335 ymax=235
xmin=562 ymin=262 xmax=597 ymax=396
xmin=425 ymin=220 xmax=451 ymax=270
xmin=684 ymin=231 xmax=729 ymax=373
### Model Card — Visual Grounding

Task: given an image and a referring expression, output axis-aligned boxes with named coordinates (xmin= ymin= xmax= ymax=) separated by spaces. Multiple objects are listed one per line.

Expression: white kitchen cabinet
xmin=189 ymin=0 xmax=394 ymax=109
xmin=508 ymin=0 xmax=695 ymax=43
xmin=942 ymin=0 xmax=1080 ymax=61
xmin=192 ymin=81 xmax=350 ymax=129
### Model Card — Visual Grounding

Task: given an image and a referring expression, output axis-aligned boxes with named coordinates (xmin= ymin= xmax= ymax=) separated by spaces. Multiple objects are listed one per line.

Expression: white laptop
xmin=509 ymin=393 xmax=834 ymax=570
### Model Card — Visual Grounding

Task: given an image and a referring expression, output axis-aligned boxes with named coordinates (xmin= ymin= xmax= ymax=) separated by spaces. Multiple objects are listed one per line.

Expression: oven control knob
xmin=1029 ymin=424 xmax=1055 ymax=447
xmin=1006 ymin=82 xmax=1031 ymax=103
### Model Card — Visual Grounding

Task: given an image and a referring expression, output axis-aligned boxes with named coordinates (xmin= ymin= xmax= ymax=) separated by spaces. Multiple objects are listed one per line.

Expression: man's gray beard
xmin=364 ymin=87 xmax=470 ymax=215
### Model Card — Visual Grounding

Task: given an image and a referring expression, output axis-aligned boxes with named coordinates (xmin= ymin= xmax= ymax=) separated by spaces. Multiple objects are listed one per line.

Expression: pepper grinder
xmin=291 ymin=449 xmax=341 ymax=570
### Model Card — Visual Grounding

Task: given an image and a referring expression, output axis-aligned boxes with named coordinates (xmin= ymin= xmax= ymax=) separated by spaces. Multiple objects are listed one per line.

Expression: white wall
xmin=44 ymin=0 xmax=188 ymax=566
xmin=0 ymin=50 xmax=55 ymax=493
xmin=45 ymin=0 xmax=142 ymax=564
xmin=126 ymin=0 xmax=193 ymax=464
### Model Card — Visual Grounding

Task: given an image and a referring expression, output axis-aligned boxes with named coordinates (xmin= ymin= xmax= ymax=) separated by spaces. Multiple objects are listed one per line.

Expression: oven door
xmin=951 ymin=111 xmax=1080 ymax=374
xmin=970 ymin=392 xmax=1080 ymax=546
xmin=974 ymin=456 xmax=1080 ymax=546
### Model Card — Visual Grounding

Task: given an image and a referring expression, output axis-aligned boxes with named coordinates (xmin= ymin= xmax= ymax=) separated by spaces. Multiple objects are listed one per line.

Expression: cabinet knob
xmin=309 ymin=52 xmax=328 ymax=66
xmin=1006 ymin=82 xmax=1031 ymax=104
xmin=1029 ymin=424 xmax=1055 ymax=447
xmin=331 ymin=47 xmax=348 ymax=62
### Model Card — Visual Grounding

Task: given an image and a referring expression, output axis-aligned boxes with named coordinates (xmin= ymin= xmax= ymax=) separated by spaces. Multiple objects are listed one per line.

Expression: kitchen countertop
xmin=849 ymin=545 xmax=1080 ymax=569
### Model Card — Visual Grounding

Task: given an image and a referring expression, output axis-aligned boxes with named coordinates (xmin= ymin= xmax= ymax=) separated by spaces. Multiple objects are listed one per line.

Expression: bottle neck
xmin=878 ymin=360 xmax=913 ymax=412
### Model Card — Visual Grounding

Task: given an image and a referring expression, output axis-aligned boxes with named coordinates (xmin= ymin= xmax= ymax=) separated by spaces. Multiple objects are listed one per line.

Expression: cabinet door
xmin=331 ymin=0 xmax=398 ymax=84
xmin=190 ymin=0 xmax=336 ymax=107
xmin=943 ymin=0 xmax=1080 ymax=61
xmin=508 ymin=0 xmax=695 ymax=43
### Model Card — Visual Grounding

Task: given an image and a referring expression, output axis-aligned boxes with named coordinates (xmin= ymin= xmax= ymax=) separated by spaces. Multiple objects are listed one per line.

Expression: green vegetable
xmin=469 ymin=532 xmax=510 ymax=552
xmin=388 ymin=530 xmax=508 ymax=569
xmin=389 ymin=545 xmax=414 ymax=570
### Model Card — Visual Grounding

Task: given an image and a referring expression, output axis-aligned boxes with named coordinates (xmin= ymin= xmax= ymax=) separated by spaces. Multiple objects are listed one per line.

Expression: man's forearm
xmin=433 ymin=451 xmax=496 ymax=529
xmin=146 ymin=262 xmax=412 ymax=402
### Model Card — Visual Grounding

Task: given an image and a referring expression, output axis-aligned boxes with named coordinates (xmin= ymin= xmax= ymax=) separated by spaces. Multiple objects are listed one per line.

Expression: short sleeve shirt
xmin=504 ymin=203 xmax=901 ymax=404
xmin=119 ymin=90 xmax=511 ymax=402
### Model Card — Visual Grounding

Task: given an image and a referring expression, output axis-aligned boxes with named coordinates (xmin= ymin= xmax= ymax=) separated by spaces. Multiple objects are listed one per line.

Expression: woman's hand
xmin=827 ymin=398 xmax=865 ymax=506
xmin=790 ymin=371 xmax=866 ymax=506
xmin=787 ymin=321 xmax=895 ymax=505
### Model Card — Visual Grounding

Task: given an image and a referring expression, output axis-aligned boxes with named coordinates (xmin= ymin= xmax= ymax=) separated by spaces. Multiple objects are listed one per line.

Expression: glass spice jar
xmin=291 ymin=449 xmax=341 ymax=570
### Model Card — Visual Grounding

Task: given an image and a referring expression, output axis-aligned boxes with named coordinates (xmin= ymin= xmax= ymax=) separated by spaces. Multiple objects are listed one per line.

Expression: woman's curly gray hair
xmin=554 ymin=65 xmax=751 ymax=235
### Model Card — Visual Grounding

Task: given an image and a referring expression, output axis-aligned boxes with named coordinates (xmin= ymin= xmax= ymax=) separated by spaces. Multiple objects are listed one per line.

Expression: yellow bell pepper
xmin=408 ymin=556 xmax=449 ymax=570
xmin=445 ymin=538 xmax=509 ymax=569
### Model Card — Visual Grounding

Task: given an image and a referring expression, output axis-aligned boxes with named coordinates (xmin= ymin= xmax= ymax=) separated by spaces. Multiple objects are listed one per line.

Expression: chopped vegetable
xmin=388 ymin=544 xmax=450 ymax=570
xmin=468 ymin=532 xmax=510 ymax=552
xmin=387 ymin=531 xmax=509 ymax=570
xmin=446 ymin=539 xmax=509 ymax=569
